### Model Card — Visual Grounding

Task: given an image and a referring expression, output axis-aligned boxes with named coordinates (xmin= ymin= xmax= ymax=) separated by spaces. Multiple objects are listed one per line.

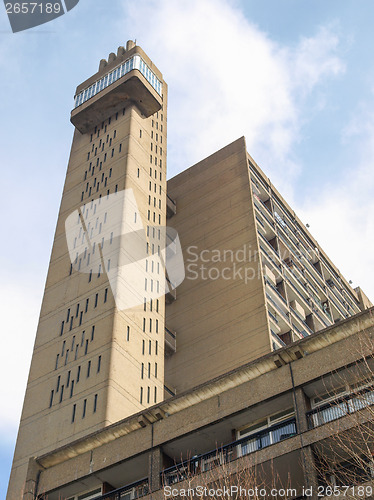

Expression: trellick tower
xmin=7 ymin=41 xmax=168 ymax=500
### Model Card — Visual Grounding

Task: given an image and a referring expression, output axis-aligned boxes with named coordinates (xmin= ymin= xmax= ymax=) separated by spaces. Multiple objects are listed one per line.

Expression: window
xmin=127 ymin=326 xmax=130 ymax=341
xmin=67 ymin=308 xmax=70 ymax=322
xmin=141 ymin=363 xmax=144 ymax=379
xmin=140 ymin=387 xmax=143 ymax=404
xmin=60 ymin=321 xmax=65 ymax=336
xmin=64 ymin=349 xmax=69 ymax=365
xmin=94 ymin=394 xmax=98 ymax=413
xmin=148 ymin=362 xmax=151 ymax=378
xmin=81 ymin=330 xmax=85 ymax=346
xmin=79 ymin=311 xmax=83 ymax=326
xmin=149 ymin=340 xmax=151 ymax=355
xmin=62 ymin=341 xmax=66 ymax=356
xmin=156 ymin=319 xmax=159 ymax=333
xmin=89 ymin=269 xmax=92 ymax=282
xmin=97 ymin=355 xmax=101 ymax=373
xmin=137 ymin=168 xmax=140 ymax=178
xmin=59 ymin=385 xmax=64 ymax=403
xmin=70 ymin=380 xmax=74 ymax=398
xmin=55 ymin=354 xmax=59 ymax=370
xmin=155 ymin=363 xmax=158 ymax=378
xmin=147 ymin=386 xmax=150 ymax=404
xmin=56 ymin=375 xmax=61 ymax=392
xmin=83 ymin=399 xmax=87 ymax=418
xmin=72 ymin=404 xmax=76 ymax=423
xmin=142 ymin=340 xmax=145 ymax=355
xmin=67 ymin=370 xmax=71 ymax=388
xmin=155 ymin=341 xmax=158 ymax=355
xmin=49 ymin=390 xmax=54 ymax=408
xmin=94 ymin=293 xmax=98 ymax=308
xmin=87 ymin=360 xmax=91 ymax=378
xmin=85 ymin=298 xmax=89 ymax=313
xmin=77 ymin=365 xmax=81 ymax=382
xmin=104 ymin=288 xmax=108 ymax=303
xmin=154 ymin=386 xmax=157 ymax=403
xmin=111 ymin=148 xmax=114 ymax=158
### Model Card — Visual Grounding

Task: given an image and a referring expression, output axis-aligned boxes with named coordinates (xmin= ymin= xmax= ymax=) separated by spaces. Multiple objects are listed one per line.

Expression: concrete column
xmin=294 ymin=387 xmax=310 ymax=434
xmin=148 ymin=447 xmax=162 ymax=492
xmin=300 ymin=445 xmax=319 ymax=499
xmin=23 ymin=457 xmax=43 ymax=500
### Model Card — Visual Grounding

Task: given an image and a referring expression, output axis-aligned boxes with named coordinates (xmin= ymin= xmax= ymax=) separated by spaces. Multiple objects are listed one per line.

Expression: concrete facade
xmin=7 ymin=43 xmax=373 ymax=500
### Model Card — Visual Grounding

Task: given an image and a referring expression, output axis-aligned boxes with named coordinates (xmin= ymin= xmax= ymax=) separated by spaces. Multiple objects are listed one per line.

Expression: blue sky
xmin=1 ymin=0 xmax=374 ymax=497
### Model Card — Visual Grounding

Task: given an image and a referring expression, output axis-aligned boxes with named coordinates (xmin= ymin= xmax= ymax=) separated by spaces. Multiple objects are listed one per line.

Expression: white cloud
xmin=122 ymin=0 xmax=344 ymax=191
xmin=298 ymin=102 xmax=374 ymax=300
xmin=0 ymin=283 xmax=39 ymax=431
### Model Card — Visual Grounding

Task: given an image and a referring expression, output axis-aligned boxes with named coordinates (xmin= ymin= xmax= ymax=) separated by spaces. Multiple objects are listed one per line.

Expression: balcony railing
xmin=289 ymin=307 xmax=314 ymax=336
xmin=165 ymin=327 xmax=176 ymax=355
xmin=254 ymin=200 xmax=275 ymax=228
xmin=161 ymin=418 xmax=297 ymax=486
xmin=306 ymin=386 xmax=374 ymax=429
xmin=92 ymin=478 xmax=149 ymax=500
xmin=258 ymin=232 xmax=279 ymax=257
xmin=260 ymin=245 xmax=282 ymax=272
xmin=166 ymin=194 xmax=177 ymax=219
xmin=264 ymin=277 xmax=288 ymax=306
xmin=266 ymin=293 xmax=290 ymax=324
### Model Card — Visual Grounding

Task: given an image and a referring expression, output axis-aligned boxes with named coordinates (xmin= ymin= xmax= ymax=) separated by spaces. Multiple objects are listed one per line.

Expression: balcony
xmin=71 ymin=56 xmax=162 ymax=134
xmin=306 ymin=385 xmax=374 ymax=429
xmin=92 ymin=478 xmax=149 ymax=500
xmin=265 ymin=278 xmax=288 ymax=311
xmin=161 ymin=418 xmax=297 ymax=486
xmin=271 ymin=331 xmax=287 ymax=349
xmin=166 ymin=194 xmax=176 ymax=219
xmin=289 ymin=307 xmax=314 ymax=336
xmin=165 ymin=327 xmax=176 ymax=356
xmin=165 ymin=277 xmax=176 ymax=304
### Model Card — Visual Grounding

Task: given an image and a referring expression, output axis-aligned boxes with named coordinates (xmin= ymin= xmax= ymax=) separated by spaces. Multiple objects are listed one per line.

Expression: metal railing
xmin=161 ymin=418 xmax=297 ymax=486
xmin=306 ymin=386 xmax=374 ymax=429
xmin=289 ymin=308 xmax=314 ymax=336
xmin=266 ymin=293 xmax=290 ymax=324
xmin=258 ymin=232 xmax=279 ymax=257
xmin=264 ymin=277 xmax=288 ymax=305
xmin=92 ymin=478 xmax=149 ymax=500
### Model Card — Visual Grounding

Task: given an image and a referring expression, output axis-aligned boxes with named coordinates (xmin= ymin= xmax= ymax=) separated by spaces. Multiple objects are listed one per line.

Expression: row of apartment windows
xmin=150 ymin=167 xmax=162 ymax=181
xmin=151 ymin=130 xmax=163 ymax=142
xmin=142 ymin=339 xmax=158 ymax=356
xmin=81 ymin=183 xmax=118 ymax=203
xmin=140 ymin=385 xmax=157 ymax=405
xmin=56 ymin=325 xmax=95 ymax=370
xmin=61 ymin=288 xmax=108 ymax=336
xmin=151 ymin=120 xmax=163 ymax=132
xmin=142 ymin=317 xmax=159 ymax=333
xmin=149 ymin=155 xmax=162 ymax=168
xmin=140 ymin=362 xmax=158 ymax=379
xmin=90 ymin=129 xmax=117 ymax=151
xmin=84 ymin=168 xmax=112 ymax=193
xmin=50 ymin=355 xmax=101 ymax=408
xmin=89 ymin=112 xmax=121 ymax=143
xmin=71 ymin=394 xmax=98 ymax=423
xmin=144 ymin=298 xmax=160 ymax=312
xmin=150 ymin=143 xmax=162 ymax=155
